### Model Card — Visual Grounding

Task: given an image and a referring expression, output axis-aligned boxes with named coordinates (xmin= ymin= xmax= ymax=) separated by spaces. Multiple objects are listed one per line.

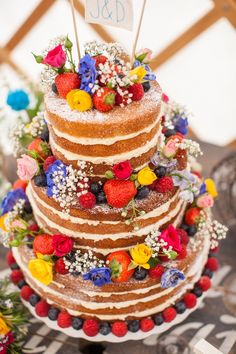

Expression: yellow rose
xmin=28 ymin=259 xmax=53 ymax=285
xmin=137 ymin=167 xmax=157 ymax=186
xmin=66 ymin=89 xmax=92 ymax=112
xmin=205 ymin=178 xmax=218 ymax=198
xmin=130 ymin=244 xmax=152 ymax=269
xmin=0 ymin=316 xmax=10 ymax=336
xmin=129 ymin=66 xmax=147 ymax=83
xmin=0 ymin=214 xmax=8 ymax=232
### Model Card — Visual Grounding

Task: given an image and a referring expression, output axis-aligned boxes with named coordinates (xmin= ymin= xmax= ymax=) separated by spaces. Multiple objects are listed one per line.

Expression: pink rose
xmin=112 ymin=161 xmax=132 ymax=180
xmin=163 ymin=139 xmax=178 ymax=158
xmin=43 ymin=44 xmax=66 ymax=68
xmin=160 ymin=224 xmax=182 ymax=252
xmin=196 ymin=194 xmax=214 ymax=209
xmin=162 ymin=93 xmax=169 ymax=103
xmin=52 ymin=235 xmax=74 ymax=257
xmin=135 ymin=48 xmax=153 ymax=64
xmin=17 ymin=155 xmax=38 ymax=180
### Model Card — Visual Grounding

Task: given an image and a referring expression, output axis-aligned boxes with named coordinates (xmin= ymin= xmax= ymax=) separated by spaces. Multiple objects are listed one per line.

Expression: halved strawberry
xmin=104 ymin=179 xmax=137 ymax=208
xmin=106 ymin=251 xmax=134 ymax=282
xmin=55 ymin=73 xmax=81 ymax=98
xmin=28 ymin=138 xmax=50 ymax=159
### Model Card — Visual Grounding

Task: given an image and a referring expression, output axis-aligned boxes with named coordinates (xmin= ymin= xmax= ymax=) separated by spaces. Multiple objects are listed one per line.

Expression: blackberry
xmin=154 ymin=166 xmax=167 ymax=178
xmin=96 ymin=191 xmax=107 ymax=204
xmin=99 ymin=322 xmax=111 ymax=335
xmin=40 ymin=126 xmax=49 ymax=142
xmin=29 ymin=294 xmax=40 ymax=306
xmin=193 ymin=287 xmax=203 ymax=298
xmin=188 ymin=225 xmax=197 ymax=236
xmin=142 ymin=81 xmax=151 ymax=92
xmin=72 ymin=317 xmax=84 ymax=330
xmin=135 ymin=186 xmax=149 ymax=200
xmin=24 ymin=203 xmax=32 ymax=214
xmin=34 ymin=173 xmax=47 ymax=187
xmin=48 ymin=307 xmax=60 ymax=321
xmin=128 ymin=320 xmax=140 ymax=332
xmin=51 ymin=83 xmax=58 ymax=94
xmin=17 ymin=280 xmax=27 ymax=289
xmin=175 ymin=301 xmax=186 ymax=314
xmin=90 ymin=182 xmax=102 ymax=195
xmin=153 ymin=313 xmax=164 ymax=326
xmin=133 ymin=268 xmax=147 ymax=281
xmin=164 ymin=129 xmax=176 ymax=138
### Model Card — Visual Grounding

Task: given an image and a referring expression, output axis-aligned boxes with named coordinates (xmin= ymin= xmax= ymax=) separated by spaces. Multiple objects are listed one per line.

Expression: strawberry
xmin=82 ymin=319 xmax=99 ymax=337
xmin=57 ymin=311 xmax=72 ymax=328
xmin=106 ymin=251 xmax=134 ymax=283
xmin=33 ymin=234 xmax=54 ymax=255
xmin=35 ymin=300 xmax=50 ymax=317
xmin=55 ymin=73 xmax=81 ymax=98
xmin=104 ymin=180 xmax=137 ymax=208
xmin=149 ymin=264 xmax=165 ymax=279
xmin=93 ymin=55 xmax=108 ymax=67
xmin=140 ymin=318 xmax=155 ymax=332
xmin=112 ymin=321 xmax=128 ymax=337
xmin=43 ymin=156 xmax=56 ymax=172
xmin=93 ymin=88 xmax=116 ymax=112
xmin=54 ymin=258 xmax=69 ymax=275
xmin=184 ymin=207 xmax=201 ymax=226
xmin=13 ymin=179 xmax=28 ymax=191
xmin=28 ymin=138 xmax=50 ymax=159
xmin=128 ymin=83 xmax=144 ymax=101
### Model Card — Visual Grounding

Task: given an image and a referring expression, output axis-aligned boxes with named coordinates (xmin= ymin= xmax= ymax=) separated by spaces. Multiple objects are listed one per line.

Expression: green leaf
xmin=105 ymin=170 xmax=114 ymax=179
xmin=32 ymin=53 xmax=43 ymax=63
xmin=168 ymin=250 xmax=178 ymax=260
xmin=130 ymin=174 xmax=137 ymax=181
xmin=26 ymin=149 xmax=39 ymax=160
xmin=128 ymin=261 xmax=137 ymax=271
xmin=19 ymin=134 xmax=34 ymax=148
xmin=148 ymin=257 xmax=159 ymax=268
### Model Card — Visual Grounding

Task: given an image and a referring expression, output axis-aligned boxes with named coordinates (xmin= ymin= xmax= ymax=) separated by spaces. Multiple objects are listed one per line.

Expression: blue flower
xmin=133 ymin=60 xmax=156 ymax=81
xmin=1 ymin=189 xmax=28 ymax=215
xmin=199 ymin=182 xmax=207 ymax=195
xmin=174 ymin=115 xmax=188 ymax=135
xmin=83 ymin=267 xmax=111 ymax=287
xmin=78 ymin=54 xmax=97 ymax=94
xmin=45 ymin=160 xmax=67 ymax=197
xmin=161 ymin=268 xmax=185 ymax=288
xmin=7 ymin=90 xmax=30 ymax=111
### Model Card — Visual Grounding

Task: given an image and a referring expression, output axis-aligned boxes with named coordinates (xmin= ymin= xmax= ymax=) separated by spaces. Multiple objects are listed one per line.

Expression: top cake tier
xmin=45 ymin=82 xmax=162 ymax=175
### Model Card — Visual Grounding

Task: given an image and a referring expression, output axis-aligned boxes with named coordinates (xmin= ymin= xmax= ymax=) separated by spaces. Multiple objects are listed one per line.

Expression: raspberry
xmin=35 ymin=300 xmax=50 ymax=317
xmin=21 ymin=286 xmax=34 ymax=301
xmin=54 ymin=258 xmax=69 ymax=275
xmin=43 ymin=156 xmax=56 ymax=172
xmin=57 ymin=311 xmax=72 ymax=328
xmin=155 ymin=177 xmax=174 ymax=193
xmin=13 ymin=179 xmax=28 ymax=191
xmin=82 ymin=319 xmax=99 ymax=337
xmin=33 ymin=234 xmax=54 ymax=255
xmin=177 ymin=245 xmax=187 ymax=260
xmin=128 ymin=83 xmax=144 ymax=101
xmin=6 ymin=251 xmax=16 ymax=266
xmin=79 ymin=192 xmax=96 ymax=209
xmin=197 ymin=276 xmax=211 ymax=291
xmin=205 ymin=257 xmax=219 ymax=271
xmin=149 ymin=264 xmax=165 ymax=279
xmin=177 ymin=228 xmax=189 ymax=245
xmin=10 ymin=270 xmax=24 ymax=284
xmin=55 ymin=73 xmax=81 ymax=98
xmin=93 ymin=55 xmax=107 ymax=67
xmin=140 ymin=318 xmax=154 ymax=332
xmin=111 ymin=321 xmax=128 ymax=337
xmin=29 ymin=224 xmax=39 ymax=232
xmin=183 ymin=293 xmax=197 ymax=309
xmin=162 ymin=307 xmax=177 ymax=322
xmin=184 ymin=207 xmax=201 ymax=226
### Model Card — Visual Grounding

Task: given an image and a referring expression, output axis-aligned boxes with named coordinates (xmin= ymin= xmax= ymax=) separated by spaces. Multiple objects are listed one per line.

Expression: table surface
xmin=0 ymin=142 xmax=236 ymax=354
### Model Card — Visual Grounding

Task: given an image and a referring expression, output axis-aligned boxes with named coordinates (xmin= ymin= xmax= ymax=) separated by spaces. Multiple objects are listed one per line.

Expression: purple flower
xmin=171 ymin=170 xmax=197 ymax=190
xmin=1 ymin=189 xmax=28 ymax=215
xmin=151 ymin=152 xmax=177 ymax=172
xmin=83 ymin=267 xmax=111 ymax=286
xmin=161 ymin=268 xmax=185 ymax=288
xmin=78 ymin=54 xmax=97 ymax=93
xmin=133 ymin=60 xmax=156 ymax=81
xmin=174 ymin=116 xmax=188 ymax=135
xmin=46 ymin=160 xmax=67 ymax=197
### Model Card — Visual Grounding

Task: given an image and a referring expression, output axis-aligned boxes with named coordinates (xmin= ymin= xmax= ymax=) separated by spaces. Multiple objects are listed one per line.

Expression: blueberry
xmin=72 ymin=271 xmax=80 ymax=277
xmin=153 ymin=313 xmax=164 ymax=326
xmin=10 ymin=263 xmax=19 ymax=270
xmin=51 ymin=83 xmax=58 ymax=94
xmin=34 ymin=173 xmax=47 ymax=187
xmin=142 ymin=81 xmax=151 ymax=92
xmin=72 ymin=317 xmax=84 ymax=330
xmin=48 ymin=307 xmax=60 ymax=321
xmin=96 ymin=191 xmax=107 ymax=204
xmin=40 ymin=126 xmax=49 ymax=142
xmin=154 ymin=166 xmax=167 ymax=178
xmin=180 ymin=224 xmax=189 ymax=232
xmin=90 ymin=182 xmax=102 ymax=195
xmin=203 ymin=268 xmax=213 ymax=278
xmin=99 ymin=322 xmax=111 ymax=335
xmin=17 ymin=280 xmax=27 ymax=289
xmin=128 ymin=320 xmax=140 ymax=332
xmin=29 ymin=294 xmax=40 ymax=306
xmin=164 ymin=129 xmax=176 ymax=138
xmin=26 ymin=235 xmax=34 ymax=249
xmin=135 ymin=186 xmax=149 ymax=200
xmin=193 ymin=287 xmax=203 ymax=298
xmin=24 ymin=203 xmax=32 ymax=214
xmin=133 ymin=268 xmax=147 ymax=281
xmin=188 ymin=225 xmax=197 ymax=236
xmin=175 ymin=301 xmax=186 ymax=314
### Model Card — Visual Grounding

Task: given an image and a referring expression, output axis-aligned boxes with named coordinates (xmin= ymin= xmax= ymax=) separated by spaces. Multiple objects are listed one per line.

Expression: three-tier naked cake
xmin=0 ymin=38 xmax=228 ymax=340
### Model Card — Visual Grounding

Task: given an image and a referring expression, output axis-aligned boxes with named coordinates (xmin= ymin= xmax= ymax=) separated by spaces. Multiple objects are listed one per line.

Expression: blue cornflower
xmin=133 ymin=60 xmax=156 ymax=81
xmin=174 ymin=115 xmax=188 ymax=135
xmin=83 ymin=267 xmax=111 ymax=287
xmin=45 ymin=160 xmax=67 ymax=197
xmin=161 ymin=268 xmax=185 ymax=288
xmin=7 ymin=89 xmax=30 ymax=111
xmin=78 ymin=54 xmax=97 ymax=94
xmin=1 ymin=189 xmax=28 ymax=215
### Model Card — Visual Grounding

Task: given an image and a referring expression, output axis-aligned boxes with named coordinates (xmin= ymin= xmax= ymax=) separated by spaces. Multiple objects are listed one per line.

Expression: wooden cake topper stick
xmin=131 ymin=0 xmax=147 ymax=64
xmin=70 ymin=0 xmax=81 ymax=61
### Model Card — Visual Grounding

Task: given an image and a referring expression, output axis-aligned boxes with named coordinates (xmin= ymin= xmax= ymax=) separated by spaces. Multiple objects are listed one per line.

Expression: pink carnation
xmin=17 ymin=154 xmax=38 ymax=181
xmin=52 ymin=235 xmax=74 ymax=257
xmin=113 ymin=161 xmax=132 ymax=180
xmin=196 ymin=194 xmax=214 ymax=209
xmin=43 ymin=44 xmax=66 ymax=68
xmin=160 ymin=224 xmax=182 ymax=252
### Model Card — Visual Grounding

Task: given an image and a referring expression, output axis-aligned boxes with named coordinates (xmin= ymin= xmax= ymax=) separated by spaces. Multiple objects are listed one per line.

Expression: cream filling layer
xmin=49 ymin=130 xmax=159 ymax=164
xmin=46 ymin=112 xmax=161 ymax=146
